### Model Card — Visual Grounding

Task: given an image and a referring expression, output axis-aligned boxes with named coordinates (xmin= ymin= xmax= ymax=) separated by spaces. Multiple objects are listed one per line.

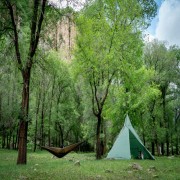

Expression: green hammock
xmin=41 ymin=142 xmax=84 ymax=158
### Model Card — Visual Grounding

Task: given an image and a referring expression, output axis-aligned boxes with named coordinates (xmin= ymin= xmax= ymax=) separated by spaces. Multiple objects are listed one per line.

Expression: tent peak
xmin=124 ymin=114 xmax=133 ymax=127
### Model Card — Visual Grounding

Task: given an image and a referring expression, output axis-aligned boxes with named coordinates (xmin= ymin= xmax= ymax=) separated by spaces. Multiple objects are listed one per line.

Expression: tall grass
xmin=0 ymin=149 xmax=179 ymax=180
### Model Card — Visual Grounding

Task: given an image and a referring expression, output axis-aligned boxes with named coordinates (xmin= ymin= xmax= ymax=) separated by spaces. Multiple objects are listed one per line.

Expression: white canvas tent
xmin=107 ymin=115 xmax=155 ymax=160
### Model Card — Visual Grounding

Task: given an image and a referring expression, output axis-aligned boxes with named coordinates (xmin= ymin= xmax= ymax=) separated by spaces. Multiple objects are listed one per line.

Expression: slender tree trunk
xmin=171 ymin=133 xmax=174 ymax=155
xmin=96 ymin=114 xmax=102 ymax=159
xmin=12 ymin=136 xmax=15 ymax=149
xmin=99 ymin=117 xmax=105 ymax=156
xmin=0 ymin=93 xmax=3 ymax=148
xmin=55 ymin=131 xmax=58 ymax=147
xmin=155 ymin=136 xmax=160 ymax=156
xmin=151 ymin=115 xmax=159 ymax=156
xmin=55 ymin=89 xmax=62 ymax=147
xmin=160 ymin=114 xmax=165 ymax=155
xmin=174 ymin=110 xmax=179 ymax=155
xmin=175 ymin=127 xmax=179 ymax=155
xmin=176 ymin=137 xmax=179 ymax=155
xmin=103 ymin=119 xmax=107 ymax=154
xmin=34 ymin=86 xmax=41 ymax=152
xmin=15 ymin=125 xmax=19 ymax=150
xmin=2 ymin=134 xmax=6 ymax=148
xmin=48 ymin=75 xmax=55 ymax=146
xmin=143 ymin=133 xmax=146 ymax=146
xmin=9 ymin=130 xmax=13 ymax=149
xmin=58 ymin=122 xmax=64 ymax=147
xmin=48 ymin=124 xmax=51 ymax=146
xmin=141 ymin=113 xmax=146 ymax=146
xmin=161 ymin=143 xmax=164 ymax=155
xmin=17 ymin=71 xmax=30 ymax=164
xmin=161 ymin=86 xmax=168 ymax=156
xmin=151 ymin=142 xmax=155 ymax=156
xmin=2 ymin=125 xmax=6 ymax=149
xmin=40 ymin=85 xmax=46 ymax=148
xmin=6 ymin=135 xmax=10 ymax=149
xmin=166 ymin=132 xmax=169 ymax=156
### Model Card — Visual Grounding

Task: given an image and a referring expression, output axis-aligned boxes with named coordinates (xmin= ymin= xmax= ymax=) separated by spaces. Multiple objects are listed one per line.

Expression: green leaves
xmin=73 ymin=0 xmax=158 ymax=142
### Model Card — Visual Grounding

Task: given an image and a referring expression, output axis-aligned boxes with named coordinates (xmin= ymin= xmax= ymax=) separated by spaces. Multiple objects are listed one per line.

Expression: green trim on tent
xmin=129 ymin=130 xmax=154 ymax=159
xmin=107 ymin=115 xmax=155 ymax=160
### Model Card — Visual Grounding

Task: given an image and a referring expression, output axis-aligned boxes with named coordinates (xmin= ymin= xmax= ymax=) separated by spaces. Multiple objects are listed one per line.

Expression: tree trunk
xmin=96 ymin=114 xmax=102 ymax=159
xmin=161 ymin=143 xmax=164 ymax=155
xmin=15 ymin=125 xmax=19 ymax=150
xmin=17 ymin=120 xmax=28 ymax=164
xmin=176 ymin=137 xmax=179 ymax=155
xmin=143 ymin=133 xmax=146 ymax=146
xmin=155 ymin=137 xmax=160 ymax=156
xmin=40 ymin=86 xmax=46 ymax=148
xmin=13 ymin=135 xmax=16 ymax=149
xmin=55 ymin=89 xmax=62 ymax=147
xmin=0 ymin=94 xmax=3 ymax=148
xmin=48 ymin=75 xmax=55 ymax=146
xmin=48 ymin=124 xmax=51 ymax=147
xmin=103 ymin=119 xmax=107 ymax=154
xmin=160 ymin=121 xmax=165 ymax=155
xmin=5 ymin=0 xmax=47 ymax=164
xmin=140 ymin=113 xmax=146 ymax=146
xmin=9 ymin=130 xmax=13 ymax=149
xmin=2 ymin=125 xmax=6 ymax=149
xmin=161 ymin=86 xmax=167 ymax=156
xmin=175 ymin=132 xmax=179 ymax=155
xmin=58 ymin=122 xmax=64 ymax=147
xmin=6 ymin=135 xmax=10 ymax=149
xmin=151 ymin=142 xmax=155 ymax=156
xmin=55 ymin=132 xmax=58 ymax=147
xmin=17 ymin=70 xmax=30 ymax=164
xmin=166 ymin=132 xmax=169 ymax=156
xmin=174 ymin=112 xmax=179 ymax=155
xmin=33 ymin=87 xmax=41 ymax=152
xmin=152 ymin=115 xmax=159 ymax=156
xmin=171 ymin=134 xmax=174 ymax=155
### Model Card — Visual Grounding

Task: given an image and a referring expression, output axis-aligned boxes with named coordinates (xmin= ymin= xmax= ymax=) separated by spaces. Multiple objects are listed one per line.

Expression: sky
xmin=147 ymin=0 xmax=180 ymax=46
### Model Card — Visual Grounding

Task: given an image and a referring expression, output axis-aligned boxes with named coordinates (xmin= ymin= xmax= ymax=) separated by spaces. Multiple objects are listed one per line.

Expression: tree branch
xmin=5 ymin=0 xmax=22 ymax=71
xmin=28 ymin=0 xmax=47 ymax=67
xmin=100 ymin=70 xmax=116 ymax=108
xmin=89 ymin=80 xmax=98 ymax=116
xmin=33 ymin=0 xmax=47 ymax=56
xmin=92 ymin=69 xmax=101 ymax=113
xmin=29 ymin=0 xmax=39 ymax=60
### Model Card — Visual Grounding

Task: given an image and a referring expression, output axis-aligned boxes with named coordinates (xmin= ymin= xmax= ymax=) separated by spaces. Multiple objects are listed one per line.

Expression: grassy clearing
xmin=0 ymin=149 xmax=180 ymax=180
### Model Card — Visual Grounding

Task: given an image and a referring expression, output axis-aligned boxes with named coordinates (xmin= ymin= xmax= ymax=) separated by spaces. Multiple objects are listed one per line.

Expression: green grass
xmin=0 ymin=149 xmax=180 ymax=180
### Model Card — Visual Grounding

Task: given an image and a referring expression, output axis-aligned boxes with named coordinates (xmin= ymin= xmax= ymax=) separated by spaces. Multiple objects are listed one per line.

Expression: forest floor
xmin=0 ymin=149 xmax=180 ymax=180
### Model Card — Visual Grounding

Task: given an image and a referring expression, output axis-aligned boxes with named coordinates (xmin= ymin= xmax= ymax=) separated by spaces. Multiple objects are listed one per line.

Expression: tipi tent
xmin=107 ymin=115 xmax=155 ymax=160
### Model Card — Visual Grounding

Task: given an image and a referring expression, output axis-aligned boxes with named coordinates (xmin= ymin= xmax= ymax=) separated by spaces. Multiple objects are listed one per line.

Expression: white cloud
xmin=49 ymin=0 xmax=87 ymax=11
xmin=155 ymin=0 xmax=180 ymax=46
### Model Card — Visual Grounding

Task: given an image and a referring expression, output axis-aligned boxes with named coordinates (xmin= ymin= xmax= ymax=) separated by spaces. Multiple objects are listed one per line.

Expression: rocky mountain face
xmin=50 ymin=14 xmax=76 ymax=61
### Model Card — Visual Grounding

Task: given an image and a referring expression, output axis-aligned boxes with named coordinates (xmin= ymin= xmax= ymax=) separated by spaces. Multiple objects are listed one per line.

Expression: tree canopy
xmin=0 ymin=0 xmax=179 ymax=163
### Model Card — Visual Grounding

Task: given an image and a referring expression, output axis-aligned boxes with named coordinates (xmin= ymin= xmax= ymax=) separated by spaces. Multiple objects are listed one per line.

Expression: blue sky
xmin=147 ymin=0 xmax=180 ymax=46
xmin=147 ymin=0 xmax=163 ymax=35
